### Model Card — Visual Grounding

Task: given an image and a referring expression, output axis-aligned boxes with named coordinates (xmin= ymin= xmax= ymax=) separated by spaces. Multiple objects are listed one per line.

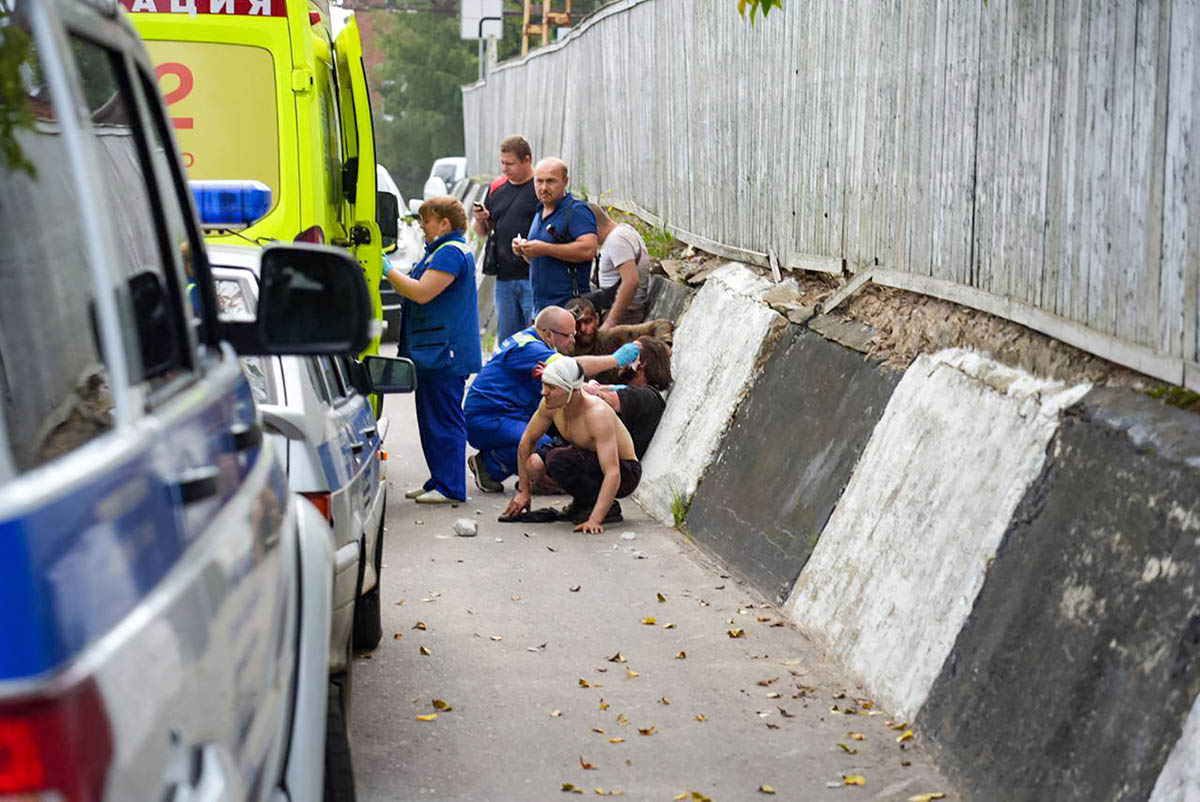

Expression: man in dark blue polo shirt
xmin=512 ymin=157 xmax=598 ymax=311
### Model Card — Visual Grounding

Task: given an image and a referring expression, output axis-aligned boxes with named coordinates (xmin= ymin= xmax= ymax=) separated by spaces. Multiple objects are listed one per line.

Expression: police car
xmin=209 ymin=243 xmax=414 ymax=665
xmin=0 ymin=1 xmax=374 ymax=799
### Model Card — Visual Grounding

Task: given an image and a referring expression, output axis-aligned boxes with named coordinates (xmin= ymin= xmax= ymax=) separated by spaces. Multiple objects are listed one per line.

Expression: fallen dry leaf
xmin=591 ymin=728 xmax=604 ymax=734
xmin=527 ymin=643 xmax=547 ymax=652
xmin=598 ymin=700 xmax=610 ymax=710
xmin=562 ymin=782 xmax=581 ymax=793
xmin=694 ymin=714 xmax=707 ymax=722
xmin=662 ymin=622 xmax=677 ymax=629
xmin=675 ymin=651 xmax=687 ymax=659
xmin=607 ymin=737 xmax=624 ymax=744
xmin=616 ymin=713 xmax=629 ymax=725
xmin=848 ymin=731 xmax=865 ymax=741
xmin=625 ymin=668 xmax=640 ymax=679
xmin=570 ymin=585 xmax=582 ymax=592
xmin=490 ymin=635 xmax=503 ymax=641
xmin=765 ymin=722 xmax=780 ymax=729
xmin=765 ymin=692 xmax=781 ymax=699
xmin=758 ymin=677 xmax=779 ymax=686
xmin=550 ymin=709 xmax=562 ymax=717
xmin=418 ymin=646 xmax=431 ymax=656
xmin=413 ymin=621 xmax=427 ymax=630
xmin=658 ymin=697 xmax=670 ymax=705
xmin=759 ymin=785 xmax=776 ymax=794
xmin=393 ymin=600 xmax=405 ymax=606
xmin=843 ymin=775 xmax=866 ymax=786
xmin=432 ymin=699 xmax=452 ymax=711
xmin=641 ymin=617 xmax=657 ymax=625
xmin=756 ymin=616 xmax=772 ymax=623
xmin=887 ymin=720 xmax=908 ymax=730
xmin=838 ymin=743 xmax=857 ymax=755
xmin=907 ymin=795 xmax=946 ymax=802
xmin=579 ymin=756 xmax=596 ymax=770
xmin=637 ymin=725 xmax=656 ymax=736
xmin=896 ymin=730 xmax=914 ymax=743
xmin=511 ymin=595 xmax=521 ymax=601
xmin=777 ymin=707 xmax=794 ymax=718
xmin=657 ymin=592 xmax=667 ymax=603
xmin=414 ymin=713 xmax=437 ymax=721
xmin=607 ymin=652 xmax=627 ymax=663
xmin=728 ymin=629 xmax=745 ymax=638
xmin=393 ymin=633 xmax=403 ymax=639
xmin=578 ymin=678 xmax=591 ymax=688
xmin=771 ymin=621 xmax=786 ymax=627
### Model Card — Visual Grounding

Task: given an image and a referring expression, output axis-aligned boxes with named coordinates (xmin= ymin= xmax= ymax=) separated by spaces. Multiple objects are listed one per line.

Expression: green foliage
xmin=0 ymin=11 xmax=36 ymax=176
xmin=494 ymin=0 xmax=614 ymax=62
xmin=367 ymin=11 xmax=478 ymax=201
xmin=611 ymin=209 xmax=682 ymax=260
xmin=1147 ymin=384 xmax=1200 ymax=414
xmin=737 ymin=0 xmax=783 ymax=24
xmin=670 ymin=489 xmax=691 ymax=530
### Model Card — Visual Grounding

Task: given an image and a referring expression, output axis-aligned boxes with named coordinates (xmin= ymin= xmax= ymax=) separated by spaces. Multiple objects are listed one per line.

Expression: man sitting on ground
xmin=465 ymin=306 xmax=640 ymax=493
xmin=581 ymin=335 xmax=672 ymax=459
xmin=503 ymin=357 xmax=641 ymax=533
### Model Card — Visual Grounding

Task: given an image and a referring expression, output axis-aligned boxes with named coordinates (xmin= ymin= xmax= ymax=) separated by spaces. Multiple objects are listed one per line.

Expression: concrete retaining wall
xmin=685 ymin=327 xmax=900 ymax=604
xmin=643 ymin=274 xmax=694 ymax=324
xmin=785 ymin=350 xmax=1091 ymax=719
xmin=915 ymin=387 xmax=1200 ymax=802
xmin=625 ymin=265 xmax=1200 ymax=801
xmin=633 ymin=264 xmax=784 ymax=523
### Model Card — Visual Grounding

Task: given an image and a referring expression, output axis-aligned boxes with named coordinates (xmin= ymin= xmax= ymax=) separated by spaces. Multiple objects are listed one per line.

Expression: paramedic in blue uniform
xmin=464 ymin=305 xmax=641 ymax=494
xmin=512 ymin=157 xmax=598 ymax=312
xmin=384 ymin=196 xmax=482 ymax=504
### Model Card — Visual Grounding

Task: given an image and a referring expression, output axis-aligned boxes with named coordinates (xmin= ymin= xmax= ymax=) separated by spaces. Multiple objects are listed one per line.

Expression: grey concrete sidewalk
xmin=349 ymin=391 xmax=955 ymax=801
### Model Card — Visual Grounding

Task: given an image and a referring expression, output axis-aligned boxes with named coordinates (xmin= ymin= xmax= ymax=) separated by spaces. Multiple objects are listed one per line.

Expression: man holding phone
xmin=473 ymin=136 xmax=539 ymax=342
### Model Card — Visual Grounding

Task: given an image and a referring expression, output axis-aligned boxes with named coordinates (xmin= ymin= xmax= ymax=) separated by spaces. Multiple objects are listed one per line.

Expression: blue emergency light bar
xmin=189 ymin=180 xmax=272 ymax=230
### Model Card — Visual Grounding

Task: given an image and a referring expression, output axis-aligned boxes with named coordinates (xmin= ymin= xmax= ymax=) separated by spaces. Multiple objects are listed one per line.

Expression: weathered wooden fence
xmin=462 ymin=0 xmax=1200 ymax=389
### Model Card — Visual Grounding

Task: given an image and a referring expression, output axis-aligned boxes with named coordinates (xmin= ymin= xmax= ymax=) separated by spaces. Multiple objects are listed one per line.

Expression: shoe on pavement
xmin=468 ymin=453 xmax=503 ymax=493
xmin=415 ymin=489 xmax=460 ymax=504
xmin=405 ymin=486 xmax=427 ymax=499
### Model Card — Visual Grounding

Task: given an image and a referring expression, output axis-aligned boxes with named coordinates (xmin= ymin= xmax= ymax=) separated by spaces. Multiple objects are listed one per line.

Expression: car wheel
xmin=323 ymin=673 xmax=356 ymax=802
xmin=352 ymin=515 xmax=384 ymax=651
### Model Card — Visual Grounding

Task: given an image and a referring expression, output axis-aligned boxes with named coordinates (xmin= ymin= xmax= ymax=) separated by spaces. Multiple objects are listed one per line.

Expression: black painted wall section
xmin=685 ymin=326 xmax=901 ymax=603
xmin=917 ymin=388 xmax=1200 ymax=802
xmin=644 ymin=275 xmax=695 ymax=324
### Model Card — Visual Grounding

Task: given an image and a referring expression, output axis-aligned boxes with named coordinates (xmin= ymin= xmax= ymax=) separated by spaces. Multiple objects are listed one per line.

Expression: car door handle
xmin=178 ymin=467 xmax=220 ymax=504
xmin=350 ymin=440 xmax=365 ymax=454
xmin=231 ymin=422 xmax=262 ymax=452
xmin=361 ymin=426 xmax=376 ymax=440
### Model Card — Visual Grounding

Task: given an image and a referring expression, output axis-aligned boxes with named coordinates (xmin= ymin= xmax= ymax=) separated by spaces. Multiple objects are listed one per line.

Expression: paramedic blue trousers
xmin=466 ymin=409 xmax=552 ymax=484
xmin=416 ymin=372 xmax=467 ymax=501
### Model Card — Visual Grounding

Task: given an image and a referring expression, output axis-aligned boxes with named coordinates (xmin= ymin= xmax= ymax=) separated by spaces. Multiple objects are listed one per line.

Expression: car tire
xmin=351 ymin=515 xmax=384 ymax=651
xmin=323 ymin=674 xmax=356 ymax=802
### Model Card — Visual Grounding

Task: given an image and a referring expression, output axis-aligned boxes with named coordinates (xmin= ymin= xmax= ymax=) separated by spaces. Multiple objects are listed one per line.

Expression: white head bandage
xmin=541 ymin=356 xmax=585 ymax=402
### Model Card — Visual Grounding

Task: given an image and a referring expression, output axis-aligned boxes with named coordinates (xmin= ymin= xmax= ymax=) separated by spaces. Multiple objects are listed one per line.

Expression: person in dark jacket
xmin=384 ymin=196 xmax=482 ymax=503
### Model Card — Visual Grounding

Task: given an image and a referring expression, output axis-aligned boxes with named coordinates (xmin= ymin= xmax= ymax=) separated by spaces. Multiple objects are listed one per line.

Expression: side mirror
xmin=407 ymin=198 xmax=422 ymax=217
xmin=221 ymin=243 xmax=371 ymax=355
xmin=377 ymin=190 xmax=399 ymax=246
xmin=364 ymin=356 xmax=417 ymax=394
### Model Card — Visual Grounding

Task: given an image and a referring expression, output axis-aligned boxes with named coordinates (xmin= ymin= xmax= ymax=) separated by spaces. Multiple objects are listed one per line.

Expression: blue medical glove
xmin=613 ymin=342 xmax=640 ymax=368
xmin=382 ymin=260 xmax=393 ymax=278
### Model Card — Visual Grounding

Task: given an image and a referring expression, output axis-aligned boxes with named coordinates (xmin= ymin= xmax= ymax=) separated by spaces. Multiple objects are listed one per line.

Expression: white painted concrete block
xmin=634 ymin=264 xmax=782 ymax=523
xmin=1150 ymin=691 xmax=1200 ymax=802
xmin=785 ymin=349 xmax=1090 ymax=719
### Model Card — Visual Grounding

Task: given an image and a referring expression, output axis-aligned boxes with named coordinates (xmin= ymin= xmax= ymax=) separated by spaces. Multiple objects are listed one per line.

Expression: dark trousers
xmin=415 ymin=372 xmax=467 ymax=500
xmin=542 ymin=445 xmax=641 ymax=506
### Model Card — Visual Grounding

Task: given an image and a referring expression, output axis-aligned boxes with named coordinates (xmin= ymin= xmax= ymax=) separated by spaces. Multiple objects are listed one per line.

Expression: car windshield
xmin=143 ymin=40 xmax=280 ymax=217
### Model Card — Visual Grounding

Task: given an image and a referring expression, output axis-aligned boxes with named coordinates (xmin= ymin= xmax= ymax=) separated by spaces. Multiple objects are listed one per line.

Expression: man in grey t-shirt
xmin=588 ymin=203 xmax=650 ymax=325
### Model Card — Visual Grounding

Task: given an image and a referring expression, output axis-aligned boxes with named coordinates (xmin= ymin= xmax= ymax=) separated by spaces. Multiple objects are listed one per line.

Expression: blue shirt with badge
xmin=464 ymin=325 xmax=560 ymax=419
xmin=527 ymin=192 xmax=596 ymax=311
xmin=399 ymin=230 xmax=482 ymax=379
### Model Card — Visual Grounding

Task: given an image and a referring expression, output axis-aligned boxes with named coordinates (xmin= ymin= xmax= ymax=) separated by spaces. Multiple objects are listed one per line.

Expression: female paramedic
xmin=384 ymin=196 xmax=482 ymax=503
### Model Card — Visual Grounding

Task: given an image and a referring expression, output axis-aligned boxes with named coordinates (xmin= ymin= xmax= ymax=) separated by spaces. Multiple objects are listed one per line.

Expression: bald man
xmin=512 ymin=157 xmax=597 ymax=312
xmin=464 ymin=305 xmax=640 ymax=493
